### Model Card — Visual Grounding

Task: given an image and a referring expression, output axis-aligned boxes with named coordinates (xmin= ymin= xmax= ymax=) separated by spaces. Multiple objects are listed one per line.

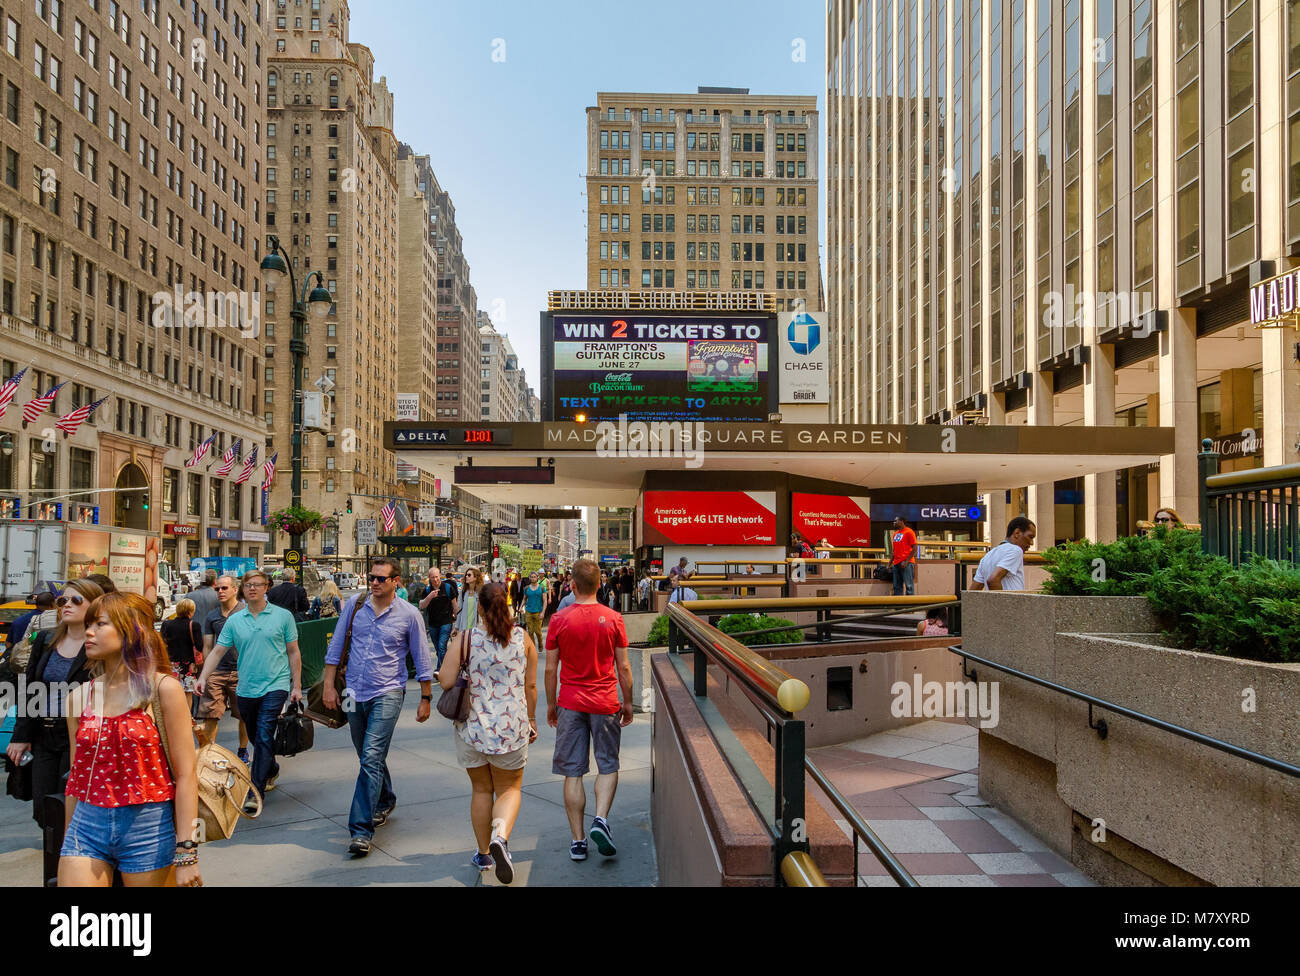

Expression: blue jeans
xmin=237 ymin=689 xmax=289 ymax=796
xmin=346 ymin=688 xmax=405 ymax=839
xmin=429 ymin=623 xmax=453 ymax=668
xmin=892 ymin=562 xmax=915 ymax=596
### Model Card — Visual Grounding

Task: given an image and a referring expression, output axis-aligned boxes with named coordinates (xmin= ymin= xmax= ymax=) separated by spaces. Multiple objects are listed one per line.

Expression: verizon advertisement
xmin=792 ymin=493 xmax=871 ymax=546
xmin=642 ymin=491 xmax=777 ymax=545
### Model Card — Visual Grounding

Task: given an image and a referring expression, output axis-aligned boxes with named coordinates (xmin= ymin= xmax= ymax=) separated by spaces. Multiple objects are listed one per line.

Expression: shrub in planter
xmin=645 ymin=611 xmax=804 ymax=647
xmin=1041 ymin=528 xmax=1300 ymax=663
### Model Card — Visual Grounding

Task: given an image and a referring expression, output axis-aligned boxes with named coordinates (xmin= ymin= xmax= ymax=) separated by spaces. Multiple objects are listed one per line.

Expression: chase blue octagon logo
xmin=787 ymin=312 xmax=821 ymax=355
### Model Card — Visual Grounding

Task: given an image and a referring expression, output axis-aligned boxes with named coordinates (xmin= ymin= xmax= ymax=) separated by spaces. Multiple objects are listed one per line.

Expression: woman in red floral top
xmin=59 ymin=592 xmax=202 ymax=887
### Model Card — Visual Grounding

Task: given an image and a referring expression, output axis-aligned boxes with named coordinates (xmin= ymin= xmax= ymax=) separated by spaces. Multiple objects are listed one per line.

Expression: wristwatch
xmin=420 ymin=694 xmax=433 ymax=702
xmin=176 ymin=840 xmax=198 ymax=850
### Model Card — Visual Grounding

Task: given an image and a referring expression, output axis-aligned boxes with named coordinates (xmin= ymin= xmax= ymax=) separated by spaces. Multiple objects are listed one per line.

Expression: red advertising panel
xmin=642 ymin=491 xmax=776 ymax=545
xmin=792 ymin=493 xmax=872 ymax=546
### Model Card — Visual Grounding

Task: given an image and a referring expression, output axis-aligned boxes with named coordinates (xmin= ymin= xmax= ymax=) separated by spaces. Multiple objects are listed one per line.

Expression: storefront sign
xmin=205 ymin=527 xmax=270 ymax=542
xmin=1209 ymin=428 xmax=1263 ymax=461
xmin=870 ymin=503 xmax=983 ymax=523
xmin=641 ymin=490 xmax=777 ymax=545
xmin=791 ymin=493 xmax=871 ymax=546
xmin=165 ymin=523 xmax=199 ymax=536
xmin=1250 ymin=268 xmax=1300 ymax=328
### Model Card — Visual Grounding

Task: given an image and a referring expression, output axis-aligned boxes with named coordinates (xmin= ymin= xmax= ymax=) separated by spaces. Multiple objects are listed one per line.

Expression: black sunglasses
xmin=368 ymin=573 xmax=395 ymax=583
xmin=57 ymin=594 xmax=86 ymax=607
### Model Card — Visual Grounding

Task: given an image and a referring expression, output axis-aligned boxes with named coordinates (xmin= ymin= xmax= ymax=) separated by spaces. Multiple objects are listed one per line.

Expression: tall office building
xmin=0 ymin=0 xmax=271 ymax=567
xmin=827 ymin=0 xmax=1300 ymax=543
xmin=395 ymin=144 xmax=439 ymax=523
xmin=427 ymin=171 xmax=486 ymax=561
xmin=585 ymin=89 xmax=822 ymax=312
xmin=264 ymin=0 xmax=404 ymax=558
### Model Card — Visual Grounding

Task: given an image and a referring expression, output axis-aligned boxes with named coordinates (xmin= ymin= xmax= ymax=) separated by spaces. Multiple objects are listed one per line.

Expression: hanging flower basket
xmin=270 ymin=506 xmax=323 ymax=537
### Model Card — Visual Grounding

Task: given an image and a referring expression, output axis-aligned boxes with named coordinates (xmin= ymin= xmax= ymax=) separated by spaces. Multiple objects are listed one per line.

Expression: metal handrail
xmin=679 ymin=594 xmax=954 ymax=613
xmin=666 ymin=602 xmax=805 ymax=707
xmin=780 ymin=850 xmax=829 ymax=886
xmin=804 ymin=758 xmax=920 ymax=887
xmin=948 ymin=646 xmax=1300 ymax=779
xmin=718 ymin=600 xmax=960 ymax=641
xmin=1205 ymin=463 xmax=1300 ymax=491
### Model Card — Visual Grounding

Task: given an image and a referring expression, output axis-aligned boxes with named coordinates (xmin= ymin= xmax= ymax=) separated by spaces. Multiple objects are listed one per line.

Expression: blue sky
xmin=349 ymin=0 xmax=826 ymax=385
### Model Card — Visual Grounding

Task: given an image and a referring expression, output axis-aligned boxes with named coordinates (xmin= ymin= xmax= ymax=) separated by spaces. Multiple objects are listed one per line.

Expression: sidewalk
xmin=0 ymin=681 xmax=657 ymax=887
xmin=810 ymin=720 xmax=1096 ymax=887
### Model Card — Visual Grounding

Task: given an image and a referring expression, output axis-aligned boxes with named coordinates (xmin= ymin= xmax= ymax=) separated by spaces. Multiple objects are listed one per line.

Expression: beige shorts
xmin=454 ymin=729 xmax=528 ymax=771
xmin=197 ymin=670 xmax=239 ymax=720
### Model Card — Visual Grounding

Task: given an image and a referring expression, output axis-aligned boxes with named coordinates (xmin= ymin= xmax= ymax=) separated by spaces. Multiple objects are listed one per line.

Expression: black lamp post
xmin=259 ymin=235 xmax=332 ymax=553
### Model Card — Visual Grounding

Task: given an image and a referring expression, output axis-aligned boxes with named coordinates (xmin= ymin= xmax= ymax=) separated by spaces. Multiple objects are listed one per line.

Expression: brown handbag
xmin=304 ymin=593 xmax=367 ymax=728
xmin=435 ymin=630 xmax=472 ymax=722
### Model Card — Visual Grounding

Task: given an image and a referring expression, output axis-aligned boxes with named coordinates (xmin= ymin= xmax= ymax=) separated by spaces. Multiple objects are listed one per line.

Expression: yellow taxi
xmin=0 ymin=599 xmax=36 ymax=647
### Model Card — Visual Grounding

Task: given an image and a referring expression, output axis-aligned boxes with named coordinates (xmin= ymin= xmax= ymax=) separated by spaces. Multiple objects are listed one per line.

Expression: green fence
xmin=1199 ymin=439 xmax=1300 ymax=567
xmin=295 ymin=618 xmax=340 ymax=688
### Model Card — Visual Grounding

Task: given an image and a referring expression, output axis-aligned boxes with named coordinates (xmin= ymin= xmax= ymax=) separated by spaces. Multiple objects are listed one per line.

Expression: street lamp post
xmin=259 ymin=236 xmax=332 ymax=553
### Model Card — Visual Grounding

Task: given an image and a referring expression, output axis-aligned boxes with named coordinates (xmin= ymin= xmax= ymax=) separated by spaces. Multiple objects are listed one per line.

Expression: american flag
xmin=55 ymin=395 xmax=110 ymax=437
xmin=380 ymin=498 xmax=397 ymax=533
xmin=185 ymin=433 xmax=217 ymax=468
xmin=234 ymin=445 xmax=259 ymax=484
xmin=214 ymin=438 xmax=242 ymax=477
xmin=263 ymin=451 xmax=278 ymax=487
xmin=21 ymin=380 xmax=69 ymax=427
xmin=0 ymin=366 xmax=30 ymax=421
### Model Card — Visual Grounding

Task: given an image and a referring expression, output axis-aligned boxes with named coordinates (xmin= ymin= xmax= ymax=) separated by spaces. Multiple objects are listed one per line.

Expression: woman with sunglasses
xmin=5 ymin=579 xmax=104 ymax=832
xmin=59 ymin=592 xmax=201 ymax=887
xmin=1153 ymin=507 xmax=1185 ymax=528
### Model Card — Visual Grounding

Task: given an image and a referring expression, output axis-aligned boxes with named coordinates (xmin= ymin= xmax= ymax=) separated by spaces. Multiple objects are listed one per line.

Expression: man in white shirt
xmin=971 ymin=517 xmax=1037 ymax=591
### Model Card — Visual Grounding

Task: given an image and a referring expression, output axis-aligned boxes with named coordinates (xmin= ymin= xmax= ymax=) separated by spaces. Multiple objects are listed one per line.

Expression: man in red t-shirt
xmin=890 ymin=516 xmax=918 ymax=596
xmin=545 ymin=558 xmax=634 ymax=862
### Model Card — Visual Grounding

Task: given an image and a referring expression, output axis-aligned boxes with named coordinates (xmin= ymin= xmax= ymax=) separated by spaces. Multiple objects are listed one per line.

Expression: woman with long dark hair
xmin=59 ymin=592 xmax=201 ymax=887
xmin=5 ymin=578 xmax=104 ymax=830
xmin=439 ymin=581 xmax=537 ymax=885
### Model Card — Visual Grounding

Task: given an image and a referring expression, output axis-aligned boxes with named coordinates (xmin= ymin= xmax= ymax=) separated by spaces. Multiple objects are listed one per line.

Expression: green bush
xmin=1041 ymin=528 xmax=1300 ymax=663
xmin=645 ymin=611 xmax=804 ymax=647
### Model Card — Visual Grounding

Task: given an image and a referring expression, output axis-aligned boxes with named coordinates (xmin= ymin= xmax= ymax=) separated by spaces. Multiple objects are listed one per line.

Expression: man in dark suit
xmin=267 ymin=567 xmax=309 ymax=620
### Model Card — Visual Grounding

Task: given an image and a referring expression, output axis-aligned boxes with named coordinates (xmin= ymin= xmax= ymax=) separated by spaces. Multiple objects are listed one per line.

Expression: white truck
xmin=0 ymin=520 xmax=175 ymax=619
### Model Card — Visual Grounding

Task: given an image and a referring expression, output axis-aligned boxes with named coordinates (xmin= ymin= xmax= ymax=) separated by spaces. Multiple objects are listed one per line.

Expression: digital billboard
xmin=641 ymin=490 xmax=777 ymax=545
xmin=545 ymin=313 xmax=775 ymax=422
xmin=791 ymin=493 xmax=872 ymax=546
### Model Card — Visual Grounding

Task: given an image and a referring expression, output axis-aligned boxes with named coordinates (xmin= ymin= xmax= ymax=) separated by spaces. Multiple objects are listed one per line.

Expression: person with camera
xmin=323 ymin=557 xmax=433 ymax=858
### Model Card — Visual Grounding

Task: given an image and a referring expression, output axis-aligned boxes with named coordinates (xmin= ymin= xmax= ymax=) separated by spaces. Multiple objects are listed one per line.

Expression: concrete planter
xmin=964 ymin=590 xmax=1300 ymax=886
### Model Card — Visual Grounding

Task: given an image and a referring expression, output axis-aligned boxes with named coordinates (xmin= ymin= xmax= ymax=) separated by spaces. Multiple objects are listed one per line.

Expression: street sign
xmin=524 ymin=507 xmax=582 ymax=520
xmin=492 ymin=526 xmax=519 ymax=536
xmin=322 ymin=544 xmax=336 ymax=556
xmin=283 ymin=549 xmax=303 ymax=571
xmin=418 ymin=506 xmax=437 ymax=523
xmin=356 ymin=519 xmax=378 ymax=546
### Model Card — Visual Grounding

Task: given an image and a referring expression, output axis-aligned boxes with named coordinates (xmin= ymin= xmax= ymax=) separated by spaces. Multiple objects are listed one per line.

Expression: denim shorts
xmin=61 ymin=799 xmax=176 ymax=874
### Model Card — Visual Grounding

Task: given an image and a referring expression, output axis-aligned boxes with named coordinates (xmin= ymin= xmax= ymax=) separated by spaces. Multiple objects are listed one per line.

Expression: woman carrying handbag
xmin=437 ymin=582 xmax=537 ymax=886
xmin=59 ymin=592 xmax=202 ymax=887
xmin=4 ymin=578 xmax=104 ymax=832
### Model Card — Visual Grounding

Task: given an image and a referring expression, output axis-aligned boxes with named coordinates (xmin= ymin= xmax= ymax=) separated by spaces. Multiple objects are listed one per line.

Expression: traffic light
xmin=141 ymin=490 xmax=150 ymax=512
xmin=346 ymin=495 xmax=353 ymax=514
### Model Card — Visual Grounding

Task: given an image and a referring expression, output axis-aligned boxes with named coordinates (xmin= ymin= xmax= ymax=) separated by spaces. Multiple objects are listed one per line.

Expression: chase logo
xmin=787 ymin=312 xmax=821 ymax=356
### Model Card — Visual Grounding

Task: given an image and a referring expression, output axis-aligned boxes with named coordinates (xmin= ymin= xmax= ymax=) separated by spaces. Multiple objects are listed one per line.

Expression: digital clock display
xmin=459 ymin=428 xmax=514 ymax=445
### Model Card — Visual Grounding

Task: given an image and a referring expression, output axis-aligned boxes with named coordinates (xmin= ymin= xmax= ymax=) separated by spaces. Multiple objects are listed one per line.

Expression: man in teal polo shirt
xmin=196 ymin=568 xmax=302 ymax=806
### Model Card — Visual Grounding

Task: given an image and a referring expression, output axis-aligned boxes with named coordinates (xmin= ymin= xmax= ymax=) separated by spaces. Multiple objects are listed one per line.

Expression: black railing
xmin=949 ymin=646 xmax=1300 ymax=779
xmin=1199 ymin=438 xmax=1300 ymax=566
xmin=804 ymin=758 xmax=920 ymax=887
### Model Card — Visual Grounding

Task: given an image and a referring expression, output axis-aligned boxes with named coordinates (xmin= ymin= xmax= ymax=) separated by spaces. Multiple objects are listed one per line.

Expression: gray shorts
xmin=552 ymin=706 xmax=622 ymax=777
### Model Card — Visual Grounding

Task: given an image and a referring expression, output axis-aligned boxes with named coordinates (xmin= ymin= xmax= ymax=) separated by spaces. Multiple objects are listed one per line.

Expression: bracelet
xmin=173 ymin=851 xmax=199 ymax=867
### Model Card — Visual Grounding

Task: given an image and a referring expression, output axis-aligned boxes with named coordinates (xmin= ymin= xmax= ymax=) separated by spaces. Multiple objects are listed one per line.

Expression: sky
xmin=348 ymin=0 xmax=827 ymax=386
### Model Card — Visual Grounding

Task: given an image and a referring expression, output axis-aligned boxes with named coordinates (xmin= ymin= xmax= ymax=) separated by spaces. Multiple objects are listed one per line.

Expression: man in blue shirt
xmin=196 ymin=569 xmax=302 ymax=807
xmin=324 ymin=556 xmax=433 ymax=857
